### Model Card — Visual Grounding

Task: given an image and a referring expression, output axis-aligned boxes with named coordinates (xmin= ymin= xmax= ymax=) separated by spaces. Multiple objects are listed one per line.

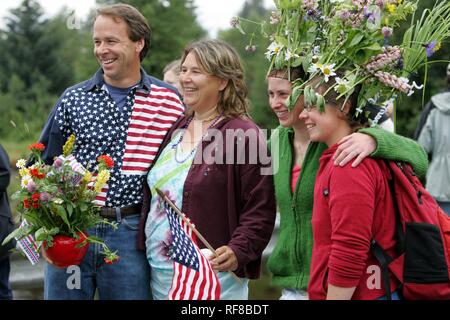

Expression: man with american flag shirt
xmin=38 ymin=4 xmax=184 ymax=300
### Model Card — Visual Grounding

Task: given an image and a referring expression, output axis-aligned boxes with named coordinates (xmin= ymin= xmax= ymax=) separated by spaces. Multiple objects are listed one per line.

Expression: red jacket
xmin=137 ymin=116 xmax=276 ymax=279
xmin=308 ymin=144 xmax=399 ymax=299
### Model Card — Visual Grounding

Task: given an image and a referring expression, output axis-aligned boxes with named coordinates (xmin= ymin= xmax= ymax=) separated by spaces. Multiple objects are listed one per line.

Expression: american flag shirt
xmin=39 ymin=68 xmax=184 ymax=207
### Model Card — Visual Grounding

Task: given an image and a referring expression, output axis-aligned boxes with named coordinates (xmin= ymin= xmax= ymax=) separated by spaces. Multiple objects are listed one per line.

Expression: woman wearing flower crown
xmin=141 ymin=39 xmax=276 ymax=300
xmin=266 ymin=67 xmax=427 ymax=300
xmin=300 ymin=76 xmax=403 ymax=299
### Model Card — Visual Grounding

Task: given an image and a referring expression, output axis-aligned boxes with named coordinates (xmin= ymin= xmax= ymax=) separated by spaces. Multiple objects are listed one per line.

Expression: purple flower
xmin=339 ymin=10 xmax=351 ymax=21
xmin=425 ymin=41 xmax=438 ymax=58
xmin=53 ymin=157 xmax=63 ymax=168
xmin=26 ymin=180 xmax=37 ymax=193
xmin=364 ymin=6 xmax=375 ymax=22
xmin=382 ymin=27 xmax=393 ymax=38
xmin=39 ymin=192 xmax=51 ymax=203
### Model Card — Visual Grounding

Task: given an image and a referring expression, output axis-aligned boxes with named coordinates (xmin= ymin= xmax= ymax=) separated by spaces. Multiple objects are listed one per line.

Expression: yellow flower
xmin=94 ymin=170 xmax=110 ymax=193
xmin=63 ymin=134 xmax=76 ymax=156
xmin=435 ymin=41 xmax=442 ymax=52
xmin=83 ymin=171 xmax=93 ymax=183
xmin=387 ymin=4 xmax=397 ymax=14
xmin=19 ymin=168 xmax=30 ymax=177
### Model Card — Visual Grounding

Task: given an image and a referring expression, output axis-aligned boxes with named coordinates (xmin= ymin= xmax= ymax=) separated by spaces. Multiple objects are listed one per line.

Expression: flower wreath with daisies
xmin=234 ymin=0 xmax=450 ymax=124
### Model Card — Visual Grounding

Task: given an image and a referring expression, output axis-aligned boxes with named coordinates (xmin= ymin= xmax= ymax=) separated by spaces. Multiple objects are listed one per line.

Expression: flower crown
xmin=259 ymin=0 xmax=450 ymax=124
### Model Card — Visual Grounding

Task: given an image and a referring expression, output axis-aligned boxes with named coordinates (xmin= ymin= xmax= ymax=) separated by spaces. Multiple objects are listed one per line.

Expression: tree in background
xmin=0 ymin=0 xmax=79 ymax=141
xmin=220 ymin=0 xmax=278 ymax=130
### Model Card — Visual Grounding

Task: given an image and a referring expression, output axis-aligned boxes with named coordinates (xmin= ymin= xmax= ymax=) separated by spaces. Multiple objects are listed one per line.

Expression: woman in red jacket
xmin=300 ymin=78 xmax=400 ymax=300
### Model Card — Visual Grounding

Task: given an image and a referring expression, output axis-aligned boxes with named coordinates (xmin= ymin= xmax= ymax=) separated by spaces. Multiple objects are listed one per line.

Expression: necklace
xmin=172 ymin=114 xmax=222 ymax=164
xmin=193 ymin=113 xmax=218 ymax=123
xmin=193 ymin=106 xmax=218 ymax=121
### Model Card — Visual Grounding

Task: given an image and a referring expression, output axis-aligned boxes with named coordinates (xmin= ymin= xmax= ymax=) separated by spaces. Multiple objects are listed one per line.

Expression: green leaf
xmin=35 ymin=227 xmax=48 ymax=242
xmin=286 ymin=86 xmax=303 ymax=111
xmin=1 ymin=228 xmax=23 ymax=246
xmin=55 ymin=205 xmax=70 ymax=227
xmin=66 ymin=203 xmax=73 ymax=217
xmin=349 ymin=33 xmax=364 ymax=47
xmin=274 ymin=36 xmax=288 ymax=47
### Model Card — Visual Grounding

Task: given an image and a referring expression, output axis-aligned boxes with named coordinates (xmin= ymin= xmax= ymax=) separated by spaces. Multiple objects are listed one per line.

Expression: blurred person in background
xmin=0 ymin=144 xmax=16 ymax=300
xmin=417 ymin=63 xmax=450 ymax=215
xmin=163 ymin=59 xmax=183 ymax=95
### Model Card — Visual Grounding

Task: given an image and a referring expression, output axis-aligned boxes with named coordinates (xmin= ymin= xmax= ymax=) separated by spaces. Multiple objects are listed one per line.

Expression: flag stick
xmin=156 ymin=188 xmax=242 ymax=284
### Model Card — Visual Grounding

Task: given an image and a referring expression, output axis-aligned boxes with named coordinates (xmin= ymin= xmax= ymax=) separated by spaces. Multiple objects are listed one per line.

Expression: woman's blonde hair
xmin=180 ymin=39 xmax=249 ymax=119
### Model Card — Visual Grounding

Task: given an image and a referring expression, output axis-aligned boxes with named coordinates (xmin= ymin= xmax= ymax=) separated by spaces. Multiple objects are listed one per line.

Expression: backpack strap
xmin=371 ymin=240 xmax=393 ymax=300
xmin=370 ymin=160 xmax=407 ymax=300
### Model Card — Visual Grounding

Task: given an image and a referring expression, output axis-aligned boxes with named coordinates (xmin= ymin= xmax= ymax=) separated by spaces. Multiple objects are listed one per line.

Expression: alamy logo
xmin=66 ymin=265 xmax=81 ymax=290
xmin=366 ymin=265 xmax=381 ymax=290
xmin=170 ymin=123 xmax=280 ymax=175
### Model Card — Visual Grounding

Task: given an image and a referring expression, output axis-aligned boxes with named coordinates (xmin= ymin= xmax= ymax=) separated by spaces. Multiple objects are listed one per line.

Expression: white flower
xmin=265 ymin=41 xmax=283 ymax=60
xmin=285 ymin=49 xmax=299 ymax=61
xmin=16 ymin=159 xmax=27 ymax=169
xmin=308 ymin=62 xmax=322 ymax=74
xmin=334 ymin=77 xmax=351 ymax=94
xmin=52 ymin=198 xmax=64 ymax=205
xmin=320 ymin=63 xmax=337 ymax=82
xmin=21 ymin=175 xmax=32 ymax=189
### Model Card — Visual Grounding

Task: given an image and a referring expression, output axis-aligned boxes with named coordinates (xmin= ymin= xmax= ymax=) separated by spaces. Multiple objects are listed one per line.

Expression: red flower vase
xmin=42 ymin=232 xmax=89 ymax=268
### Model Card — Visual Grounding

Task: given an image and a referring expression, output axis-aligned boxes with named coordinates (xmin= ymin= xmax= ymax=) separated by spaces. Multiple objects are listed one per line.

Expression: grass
xmin=249 ymin=260 xmax=282 ymax=300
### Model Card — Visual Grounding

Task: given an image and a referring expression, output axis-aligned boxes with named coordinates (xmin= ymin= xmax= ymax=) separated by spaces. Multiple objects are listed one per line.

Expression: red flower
xmin=32 ymin=192 xmax=40 ymax=202
xmin=23 ymin=198 xmax=31 ymax=209
xmin=31 ymin=202 xmax=40 ymax=209
xmin=104 ymin=256 xmax=120 ymax=264
xmin=28 ymin=143 xmax=45 ymax=152
xmin=29 ymin=168 xmax=45 ymax=179
xmin=97 ymin=155 xmax=114 ymax=168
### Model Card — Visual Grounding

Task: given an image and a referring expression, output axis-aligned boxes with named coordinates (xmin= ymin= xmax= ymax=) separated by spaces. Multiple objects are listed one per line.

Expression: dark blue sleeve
xmin=39 ymin=93 xmax=70 ymax=164
xmin=0 ymin=145 xmax=10 ymax=192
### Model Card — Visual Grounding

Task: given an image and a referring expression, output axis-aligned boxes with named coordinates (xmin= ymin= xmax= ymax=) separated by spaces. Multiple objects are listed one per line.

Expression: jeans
xmin=0 ymin=256 xmax=12 ymax=300
xmin=44 ymin=214 xmax=151 ymax=300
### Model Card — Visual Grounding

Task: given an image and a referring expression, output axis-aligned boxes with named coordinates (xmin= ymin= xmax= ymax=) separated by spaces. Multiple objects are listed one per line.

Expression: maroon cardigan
xmin=137 ymin=116 xmax=276 ymax=279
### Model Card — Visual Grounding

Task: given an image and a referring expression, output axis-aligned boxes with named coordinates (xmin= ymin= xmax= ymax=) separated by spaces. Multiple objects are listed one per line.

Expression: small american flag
xmin=16 ymin=220 xmax=40 ymax=265
xmin=163 ymin=201 xmax=221 ymax=300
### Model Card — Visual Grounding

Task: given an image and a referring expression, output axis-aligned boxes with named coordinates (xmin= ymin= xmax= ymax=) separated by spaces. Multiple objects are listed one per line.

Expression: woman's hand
xmin=333 ymin=133 xmax=377 ymax=167
xmin=209 ymin=246 xmax=238 ymax=272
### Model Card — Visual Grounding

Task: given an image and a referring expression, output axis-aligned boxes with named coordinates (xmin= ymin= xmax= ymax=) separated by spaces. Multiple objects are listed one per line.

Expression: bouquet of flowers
xmin=234 ymin=0 xmax=450 ymax=123
xmin=2 ymin=134 xmax=119 ymax=266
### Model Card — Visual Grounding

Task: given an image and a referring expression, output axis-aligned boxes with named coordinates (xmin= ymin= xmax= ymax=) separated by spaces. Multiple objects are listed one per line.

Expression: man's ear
xmin=136 ymin=38 xmax=145 ymax=53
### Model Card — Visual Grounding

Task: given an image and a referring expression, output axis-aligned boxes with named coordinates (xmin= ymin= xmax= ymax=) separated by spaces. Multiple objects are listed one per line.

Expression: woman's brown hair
xmin=180 ymin=39 xmax=249 ymax=119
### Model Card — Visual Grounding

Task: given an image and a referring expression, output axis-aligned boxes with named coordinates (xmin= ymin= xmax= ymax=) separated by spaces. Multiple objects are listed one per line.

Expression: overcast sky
xmin=0 ymin=0 xmax=274 ymax=37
